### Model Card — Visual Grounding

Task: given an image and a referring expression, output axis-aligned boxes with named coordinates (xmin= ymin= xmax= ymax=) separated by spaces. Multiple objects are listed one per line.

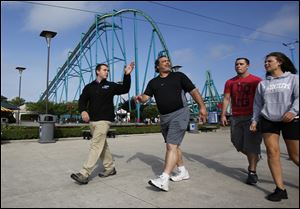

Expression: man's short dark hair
xmin=95 ymin=63 xmax=109 ymax=77
xmin=155 ymin=55 xmax=168 ymax=73
xmin=235 ymin=57 xmax=250 ymax=65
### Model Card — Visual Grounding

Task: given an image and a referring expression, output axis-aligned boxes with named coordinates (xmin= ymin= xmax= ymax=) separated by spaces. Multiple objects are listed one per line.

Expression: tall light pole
xmin=16 ymin=67 xmax=26 ymax=124
xmin=283 ymin=40 xmax=299 ymax=65
xmin=40 ymin=30 xmax=57 ymax=114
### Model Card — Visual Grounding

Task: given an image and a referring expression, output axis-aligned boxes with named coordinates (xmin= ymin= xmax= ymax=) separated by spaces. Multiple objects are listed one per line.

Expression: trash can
xmin=38 ymin=114 xmax=56 ymax=143
xmin=188 ymin=121 xmax=199 ymax=133
xmin=208 ymin=112 xmax=218 ymax=124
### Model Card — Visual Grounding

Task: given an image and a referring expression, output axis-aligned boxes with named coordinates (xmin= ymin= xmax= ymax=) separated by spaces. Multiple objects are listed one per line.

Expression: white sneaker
xmin=148 ymin=175 xmax=169 ymax=191
xmin=170 ymin=169 xmax=190 ymax=182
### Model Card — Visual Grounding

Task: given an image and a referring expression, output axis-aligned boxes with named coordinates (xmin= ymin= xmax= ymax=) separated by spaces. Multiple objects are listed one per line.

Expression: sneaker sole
xmin=98 ymin=171 xmax=117 ymax=178
xmin=170 ymin=176 xmax=190 ymax=182
xmin=70 ymin=174 xmax=88 ymax=184
xmin=246 ymin=179 xmax=258 ymax=185
xmin=246 ymin=180 xmax=257 ymax=185
xmin=148 ymin=180 xmax=168 ymax=192
xmin=266 ymin=196 xmax=288 ymax=202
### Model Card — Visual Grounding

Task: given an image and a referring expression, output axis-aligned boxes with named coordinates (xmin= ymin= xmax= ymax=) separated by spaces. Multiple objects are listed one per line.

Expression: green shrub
xmin=1 ymin=126 xmax=38 ymax=140
xmin=1 ymin=125 xmax=161 ymax=140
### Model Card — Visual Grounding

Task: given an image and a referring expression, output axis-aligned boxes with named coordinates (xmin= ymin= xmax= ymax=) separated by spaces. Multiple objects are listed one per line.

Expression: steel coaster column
xmin=142 ymin=30 xmax=155 ymax=93
xmin=54 ymin=67 xmax=60 ymax=103
xmin=95 ymin=15 xmax=99 ymax=67
xmin=153 ymin=31 xmax=157 ymax=78
xmin=120 ymin=16 xmax=131 ymax=112
xmin=66 ymin=51 xmax=72 ymax=102
xmin=76 ymin=33 xmax=85 ymax=100
xmin=134 ymin=12 xmax=140 ymax=122
xmin=97 ymin=16 xmax=109 ymax=70
xmin=111 ymin=11 xmax=115 ymax=82
xmin=88 ymin=40 xmax=94 ymax=82
xmin=104 ymin=22 xmax=111 ymax=79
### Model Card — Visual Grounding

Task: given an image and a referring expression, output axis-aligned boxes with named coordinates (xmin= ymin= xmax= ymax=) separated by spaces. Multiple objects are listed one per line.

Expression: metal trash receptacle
xmin=208 ymin=111 xmax=218 ymax=124
xmin=188 ymin=121 xmax=199 ymax=133
xmin=38 ymin=114 xmax=56 ymax=143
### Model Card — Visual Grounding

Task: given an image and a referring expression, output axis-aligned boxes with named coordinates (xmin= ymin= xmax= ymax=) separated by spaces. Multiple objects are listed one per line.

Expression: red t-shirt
xmin=224 ymin=74 xmax=261 ymax=116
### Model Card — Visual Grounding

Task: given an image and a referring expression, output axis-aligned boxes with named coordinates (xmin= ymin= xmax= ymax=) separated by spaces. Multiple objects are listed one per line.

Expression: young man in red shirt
xmin=221 ymin=57 xmax=262 ymax=185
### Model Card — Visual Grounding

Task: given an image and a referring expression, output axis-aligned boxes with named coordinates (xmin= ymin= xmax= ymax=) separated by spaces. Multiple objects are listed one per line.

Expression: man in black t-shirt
xmin=136 ymin=55 xmax=207 ymax=191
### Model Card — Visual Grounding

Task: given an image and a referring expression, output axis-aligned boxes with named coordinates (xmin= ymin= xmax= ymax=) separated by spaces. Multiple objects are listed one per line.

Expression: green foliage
xmin=1 ymin=126 xmax=38 ymax=140
xmin=54 ymin=126 xmax=85 ymax=138
xmin=114 ymin=125 xmax=160 ymax=135
xmin=142 ymin=105 xmax=159 ymax=119
xmin=21 ymin=114 xmax=39 ymax=121
xmin=1 ymin=124 xmax=161 ymax=140
xmin=26 ymin=101 xmax=79 ymax=116
xmin=9 ymin=97 xmax=25 ymax=106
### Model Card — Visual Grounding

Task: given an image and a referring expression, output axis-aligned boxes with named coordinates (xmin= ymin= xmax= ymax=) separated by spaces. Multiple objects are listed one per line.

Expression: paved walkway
xmin=1 ymin=128 xmax=299 ymax=208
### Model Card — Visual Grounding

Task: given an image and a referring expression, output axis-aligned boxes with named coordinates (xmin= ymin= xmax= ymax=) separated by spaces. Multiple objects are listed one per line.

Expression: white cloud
xmin=246 ymin=4 xmax=299 ymax=41
xmin=172 ymin=48 xmax=197 ymax=64
xmin=23 ymin=1 xmax=122 ymax=33
xmin=208 ymin=44 xmax=235 ymax=60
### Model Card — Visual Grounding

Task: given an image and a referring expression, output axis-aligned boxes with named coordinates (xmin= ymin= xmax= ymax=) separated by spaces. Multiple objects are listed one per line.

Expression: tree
xmin=26 ymin=100 xmax=79 ymax=117
xmin=142 ymin=105 xmax=159 ymax=120
xmin=1 ymin=95 xmax=8 ymax=101
xmin=10 ymin=97 xmax=25 ymax=107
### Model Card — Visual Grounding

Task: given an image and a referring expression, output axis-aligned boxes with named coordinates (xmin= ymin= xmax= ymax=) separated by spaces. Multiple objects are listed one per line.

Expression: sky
xmin=1 ymin=1 xmax=299 ymax=103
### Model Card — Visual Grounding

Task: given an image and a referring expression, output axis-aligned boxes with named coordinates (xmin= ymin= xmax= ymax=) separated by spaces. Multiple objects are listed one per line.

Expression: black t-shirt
xmin=144 ymin=72 xmax=195 ymax=114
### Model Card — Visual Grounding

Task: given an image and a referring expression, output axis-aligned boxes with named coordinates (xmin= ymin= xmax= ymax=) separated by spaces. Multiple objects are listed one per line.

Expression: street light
xmin=282 ymin=40 xmax=299 ymax=65
xmin=40 ymin=30 xmax=57 ymax=114
xmin=16 ymin=67 xmax=26 ymax=124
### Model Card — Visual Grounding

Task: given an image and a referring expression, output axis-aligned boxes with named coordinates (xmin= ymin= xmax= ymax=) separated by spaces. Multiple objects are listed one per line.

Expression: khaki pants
xmin=80 ymin=121 xmax=114 ymax=177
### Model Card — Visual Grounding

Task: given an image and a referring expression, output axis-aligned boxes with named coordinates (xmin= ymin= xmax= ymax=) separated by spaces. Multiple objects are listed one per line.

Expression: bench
xmin=82 ymin=129 xmax=116 ymax=140
xmin=199 ymin=125 xmax=219 ymax=132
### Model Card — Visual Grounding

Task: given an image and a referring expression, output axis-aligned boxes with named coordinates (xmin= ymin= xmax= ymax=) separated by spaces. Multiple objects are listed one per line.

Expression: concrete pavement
xmin=1 ymin=128 xmax=299 ymax=208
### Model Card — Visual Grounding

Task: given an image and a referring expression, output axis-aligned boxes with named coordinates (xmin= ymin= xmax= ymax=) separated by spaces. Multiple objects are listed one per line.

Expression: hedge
xmin=1 ymin=124 xmax=219 ymax=140
xmin=1 ymin=125 xmax=161 ymax=140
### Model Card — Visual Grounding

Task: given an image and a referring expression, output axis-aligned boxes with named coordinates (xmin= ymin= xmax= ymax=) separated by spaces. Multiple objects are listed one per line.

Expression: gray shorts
xmin=230 ymin=116 xmax=262 ymax=154
xmin=160 ymin=107 xmax=189 ymax=145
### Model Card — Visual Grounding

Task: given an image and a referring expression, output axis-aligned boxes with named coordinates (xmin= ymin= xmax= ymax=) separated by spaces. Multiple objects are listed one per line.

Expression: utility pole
xmin=283 ymin=40 xmax=299 ymax=65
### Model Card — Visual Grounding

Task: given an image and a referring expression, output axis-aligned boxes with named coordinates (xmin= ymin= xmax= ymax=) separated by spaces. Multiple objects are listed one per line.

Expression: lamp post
xmin=16 ymin=67 xmax=26 ymax=124
xmin=282 ymin=40 xmax=299 ymax=65
xmin=40 ymin=30 xmax=57 ymax=114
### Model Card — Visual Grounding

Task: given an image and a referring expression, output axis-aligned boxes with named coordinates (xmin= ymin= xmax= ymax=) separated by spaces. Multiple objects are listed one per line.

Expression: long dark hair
xmin=265 ymin=52 xmax=297 ymax=77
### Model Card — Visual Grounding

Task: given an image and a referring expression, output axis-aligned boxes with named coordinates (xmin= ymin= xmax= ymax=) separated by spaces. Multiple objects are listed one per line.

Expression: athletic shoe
xmin=246 ymin=171 xmax=258 ymax=185
xmin=170 ymin=169 xmax=190 ymax=182
xmin=98 ymin=167 xmax=117 ymax=178
xmin=266 ymin=187 xmax=288 ymax=202
xmin=148 ymin=175 xmax=169 ymax=191
xmin=70 ymin=173 xmax=89 ymax=184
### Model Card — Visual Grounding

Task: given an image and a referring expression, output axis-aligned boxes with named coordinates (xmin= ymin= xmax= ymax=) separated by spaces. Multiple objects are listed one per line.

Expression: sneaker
xmin=70 ymin=173 xmax=89 ymax=184
xmin=266 ymin=187 xmax=288 ymax=202
xmin=98 ymin=167 xmax=117 ymax=178
xmin=170 ymin=169 xmax=190 ymax=182
xmin=148 ymin=175 xmax=169 ymax=191
xmin=246 ymin=171 xmax=258 ymax=185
